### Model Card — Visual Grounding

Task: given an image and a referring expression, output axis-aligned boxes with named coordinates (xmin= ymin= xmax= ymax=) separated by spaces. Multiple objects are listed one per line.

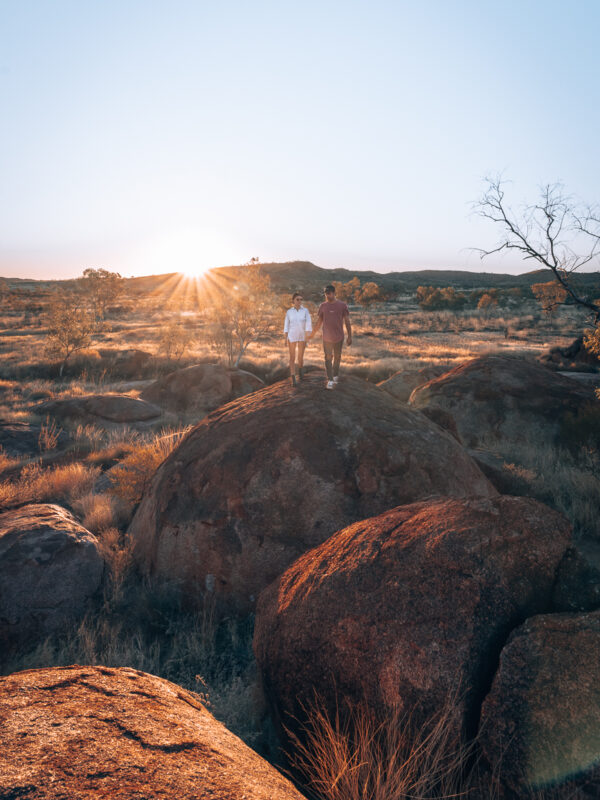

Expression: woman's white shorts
xmin=287 ymin=334 xmax=307 ymax=343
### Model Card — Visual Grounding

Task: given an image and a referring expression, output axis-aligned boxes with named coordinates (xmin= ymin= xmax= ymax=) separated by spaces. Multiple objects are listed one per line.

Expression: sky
xmin=1 ymin=0 xmax=599 ymax=279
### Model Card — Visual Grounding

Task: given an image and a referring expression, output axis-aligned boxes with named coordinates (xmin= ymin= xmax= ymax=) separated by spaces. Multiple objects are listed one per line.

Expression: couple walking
xmin=283 ymin=284 xmax=352 ymax=389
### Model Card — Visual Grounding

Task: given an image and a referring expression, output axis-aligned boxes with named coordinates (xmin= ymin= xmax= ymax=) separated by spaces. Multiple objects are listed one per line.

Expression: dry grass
xmin=108 ymin=426 xmax=191 ymax=504
xmin=479 ymin=436 xmax=600 ymax=539
xmin=0 ymin=462 xmax=100 ymax=511
xmin=287 ymin=697 xmax=475 ymax=800
xmin=71 ymin=492 xmax=130 ymax=535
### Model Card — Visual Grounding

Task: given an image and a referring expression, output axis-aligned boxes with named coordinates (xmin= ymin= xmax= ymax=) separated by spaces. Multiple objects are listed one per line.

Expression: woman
xmin=283 ymin=292 xmax=312 ymax=386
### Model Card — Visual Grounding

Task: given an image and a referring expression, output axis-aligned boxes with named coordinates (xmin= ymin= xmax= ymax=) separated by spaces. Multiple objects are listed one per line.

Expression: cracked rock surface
xmin=0 ymin=665 xmax=306 ymax=800
xmin=129 ymin=375 xmax=497 ymax=614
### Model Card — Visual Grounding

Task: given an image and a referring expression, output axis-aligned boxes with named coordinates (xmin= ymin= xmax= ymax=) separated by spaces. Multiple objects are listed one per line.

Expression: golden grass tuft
xmin=108 ymin=426 xmax=191 ymax=504
xmin=287 ymin=697 xmax=473 ymax=800
xmin=0 ymin=462 xmax=100 ymax=511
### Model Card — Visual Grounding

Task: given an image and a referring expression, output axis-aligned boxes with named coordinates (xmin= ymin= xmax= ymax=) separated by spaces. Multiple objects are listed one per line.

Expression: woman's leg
xmin=288 ymin=340 xmax=297 ymax=381
xmin=297 ymin=342 xmax=306 ymax=368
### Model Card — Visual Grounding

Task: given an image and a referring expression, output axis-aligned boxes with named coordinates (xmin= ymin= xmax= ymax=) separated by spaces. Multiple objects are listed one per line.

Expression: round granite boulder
xmin=479 ymin=611 xmax=600 ymax=797
xmin=140 ymin=363 xmax=264 ymax=416
xmin=33 ymin=394 xmax=162 ymax=427
xmin=0 ymin=666 xmax=306 ymax=800
xmin=0 ymin=504 xmax=104 ymax=658
xmin=409 ymin=355 xmax=595 ymax=447
xmin=254 ymin=495 xmax=571 ymax=742
xmin=128 ymin=375 xmax=496 ymax=613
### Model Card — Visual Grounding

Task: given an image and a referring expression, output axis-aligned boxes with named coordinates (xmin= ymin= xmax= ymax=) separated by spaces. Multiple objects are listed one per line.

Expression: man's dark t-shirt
xmin=318 ymin=300 xmax=349 ymax=343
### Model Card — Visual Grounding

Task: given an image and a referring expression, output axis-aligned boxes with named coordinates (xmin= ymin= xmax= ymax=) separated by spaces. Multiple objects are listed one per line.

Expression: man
xmin=309 ymin=284 xmax=352 ymax=389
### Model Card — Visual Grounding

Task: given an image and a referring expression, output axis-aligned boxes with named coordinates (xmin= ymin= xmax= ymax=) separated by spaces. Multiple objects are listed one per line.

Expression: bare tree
xmin=207 ymin=263 xmax=276 ymax=367
xmin=45 ymin=291 xmax=97 ymax=376
xmin=474 ymin=176 xmax=600 ymax=322
xmin=80 ymin=267 xmax=125 ymax=320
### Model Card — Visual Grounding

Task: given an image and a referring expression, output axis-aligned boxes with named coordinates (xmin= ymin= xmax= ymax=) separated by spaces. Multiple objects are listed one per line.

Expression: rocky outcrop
xmin=0 ymin=504 xmax=104 ymax=658
xmin=409 ymin=355 xmax=594 ymax=447
xmin=479 ymin=612 xmax=600 ymax=797
xmin=254 ymin=496 xmax=571 ymax=742
xmin=378 ymin=365 xmax=449 ymax=402
xmin=129 ymin=375 xmax=497 ymax=613
xmin=140 ymin=363 xmax=264 ymax=416
xmin=33 ymin=394 xmax=162 ymax=427
xmin=0 ymin=665 xmax=306 ymax=800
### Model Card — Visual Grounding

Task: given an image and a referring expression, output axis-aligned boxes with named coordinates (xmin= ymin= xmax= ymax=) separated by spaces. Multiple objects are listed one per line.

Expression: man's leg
xmin=332 ymin=340 xmax=343 ymax=378
xmin=323 ymin=341 xmax=334 ymax=381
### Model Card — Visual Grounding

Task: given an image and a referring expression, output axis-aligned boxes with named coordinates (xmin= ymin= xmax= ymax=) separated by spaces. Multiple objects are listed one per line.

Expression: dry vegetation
xmin=1 ymin=272 xmax=599 ymax=797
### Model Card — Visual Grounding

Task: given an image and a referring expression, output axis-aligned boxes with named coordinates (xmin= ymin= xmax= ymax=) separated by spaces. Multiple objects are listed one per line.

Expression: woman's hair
xmin=292 ymin=292 xmax=302 ymax=301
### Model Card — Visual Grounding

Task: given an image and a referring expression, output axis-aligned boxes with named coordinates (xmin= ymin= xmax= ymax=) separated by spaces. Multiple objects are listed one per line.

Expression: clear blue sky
xmin=1 ymin=0 xmax=599 ymax=279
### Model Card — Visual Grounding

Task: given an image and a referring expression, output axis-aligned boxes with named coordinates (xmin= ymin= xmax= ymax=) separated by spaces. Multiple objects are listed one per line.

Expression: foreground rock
xmin=378 ymin=365 xmax=449 ymax=402
xmin=410 ymin=355 xmax=594 ymax=447
xmin=140 ymin=363 xmax=264 ymax=417
xmin=129 ymin=375 xmax=496 ymax=612
xmin=33 ymin=394 xmax=162 ymax=427
xmin=254 ymin=496 xmax=571 ymax=742
xmin=0 ymin=505 xmax=104 ymax=658
xmin=0 ymin=666 xmax=305 ymax=800
xmin=480 ymin=612 xmax=600 ymax=797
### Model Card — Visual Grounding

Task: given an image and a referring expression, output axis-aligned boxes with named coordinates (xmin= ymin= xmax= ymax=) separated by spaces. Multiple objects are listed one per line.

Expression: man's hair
xmin=324 ymin=284 xmax=335 ymax=293
xmin=292 ymin=292 xmax=302 ymax=301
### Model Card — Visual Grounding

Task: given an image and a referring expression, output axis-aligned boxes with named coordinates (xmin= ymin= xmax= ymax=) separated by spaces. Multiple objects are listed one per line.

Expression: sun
xmin=131 ymin=226 xmax=241 ymax=278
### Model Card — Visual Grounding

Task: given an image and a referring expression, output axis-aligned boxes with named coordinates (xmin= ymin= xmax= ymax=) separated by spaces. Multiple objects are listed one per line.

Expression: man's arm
xmin=309 ymin=313 xmax=323 ymax=339
xmin=345 ymin=311 xmax=352 ymax=346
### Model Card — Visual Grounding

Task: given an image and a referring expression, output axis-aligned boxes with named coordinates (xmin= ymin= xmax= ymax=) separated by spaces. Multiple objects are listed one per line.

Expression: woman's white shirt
xmin=284 ymin=306 xmax=312 ymax=342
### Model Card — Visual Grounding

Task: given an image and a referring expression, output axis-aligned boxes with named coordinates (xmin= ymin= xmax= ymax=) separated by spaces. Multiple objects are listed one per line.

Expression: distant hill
xmin=3 ymin=262 xmax=600 ymax=297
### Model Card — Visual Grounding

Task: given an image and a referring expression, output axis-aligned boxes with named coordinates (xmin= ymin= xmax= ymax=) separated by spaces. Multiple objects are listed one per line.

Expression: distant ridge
xmin=2 ymin=261 xmax=599 ymax=295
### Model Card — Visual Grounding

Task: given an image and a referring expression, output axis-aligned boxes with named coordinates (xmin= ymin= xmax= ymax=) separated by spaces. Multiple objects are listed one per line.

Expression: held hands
xmin=347 ymin=335 xmax=352 ymax=346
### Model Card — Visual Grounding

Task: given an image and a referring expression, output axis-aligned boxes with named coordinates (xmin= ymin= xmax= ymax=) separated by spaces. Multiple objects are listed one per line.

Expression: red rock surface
xmin=0 ymin=665 xmax=306 ymax=800
xmin=254 ymin=496 xmax=571 ymax=742
xmin=140 ymin=363 xmax=264 ymax=416
xmin=0 ymin=504 xmax=104 ymax=659
xmin=479 ymin=611 xmax=600 ymax=798
xmin=409 ymin=354 xmax=594 ymax=447
xmin=129 ymin=375 xmax=496 ymax=613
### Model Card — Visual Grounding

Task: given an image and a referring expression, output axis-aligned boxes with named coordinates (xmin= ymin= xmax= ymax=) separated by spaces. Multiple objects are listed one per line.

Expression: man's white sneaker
xmin=333 ymin=376 xmax=339 ymax=384
xmin=326 ymin=380 xmax=335 ymax=390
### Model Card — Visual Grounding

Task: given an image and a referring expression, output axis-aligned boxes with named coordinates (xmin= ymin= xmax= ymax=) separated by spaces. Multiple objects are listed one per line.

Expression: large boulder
xmin=409 ymin=355 xmax=595 ymax=447
xmin=129 ymin=375 xmax=497 ymax=613
xmin=0 ymin=504 xmax=104 ymax=658
xmin=254 ymin=496 xmax=571 ymax=743
xmin=479 ymin=611 xmax=600 ymax=797
xmin=33 ymin=394 xmax=162 ymax=427
xmin=0 ymin=665 xmax=306 ymax=800
xmin=378 ymin=365 xmax=449 ymax=402
xmin=140 ymin=363 xmax=264 ymax=416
